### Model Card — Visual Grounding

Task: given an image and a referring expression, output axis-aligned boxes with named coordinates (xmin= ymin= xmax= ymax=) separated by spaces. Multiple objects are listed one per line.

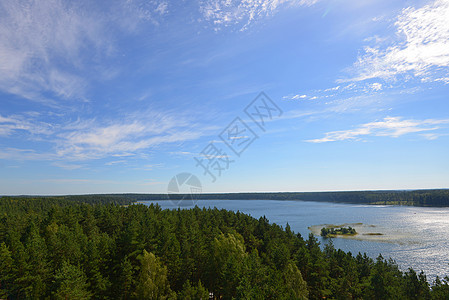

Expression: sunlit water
xmin=141 ymin=199 xmax=449 ymax=282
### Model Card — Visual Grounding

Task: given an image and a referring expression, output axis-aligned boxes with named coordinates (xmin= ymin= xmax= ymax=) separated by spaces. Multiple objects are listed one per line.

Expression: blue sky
xmin=1 ymin=0 xmax=449 ymax=195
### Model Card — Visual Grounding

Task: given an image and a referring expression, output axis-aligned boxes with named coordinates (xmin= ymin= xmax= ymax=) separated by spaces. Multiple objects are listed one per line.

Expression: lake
xmin=141 ymin=199 xmax=449 ymax=282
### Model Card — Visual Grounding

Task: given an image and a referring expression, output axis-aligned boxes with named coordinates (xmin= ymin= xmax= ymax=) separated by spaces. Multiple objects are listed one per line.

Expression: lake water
xmin=141 ymin=199 xmax=449 ymax=282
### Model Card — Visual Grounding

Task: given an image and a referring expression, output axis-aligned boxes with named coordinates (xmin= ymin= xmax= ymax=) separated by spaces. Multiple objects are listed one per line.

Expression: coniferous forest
xmin=1 ymin=196 xmax=449 ymax=299
xmin=94 ymin=189 xmax=449 ymax=207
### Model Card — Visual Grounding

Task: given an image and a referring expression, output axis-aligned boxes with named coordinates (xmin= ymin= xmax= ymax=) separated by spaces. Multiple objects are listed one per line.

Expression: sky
xmin=1 ymin=0 xmax=449 ymax=195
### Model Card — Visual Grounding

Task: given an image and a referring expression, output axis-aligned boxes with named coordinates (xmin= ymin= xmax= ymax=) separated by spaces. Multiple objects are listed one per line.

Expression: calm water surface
xmin=142 ymin=199 xmax=449 ymax=282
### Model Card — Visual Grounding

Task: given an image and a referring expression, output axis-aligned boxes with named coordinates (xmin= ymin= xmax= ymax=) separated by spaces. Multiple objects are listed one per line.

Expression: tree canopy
xmin=0 ymin=196 xmax=448 ymax=299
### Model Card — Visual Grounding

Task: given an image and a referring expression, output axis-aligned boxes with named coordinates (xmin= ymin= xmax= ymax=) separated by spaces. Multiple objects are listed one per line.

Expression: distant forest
xmin=1 ymin=196 xmax=449 ymax=299
xmin=5 ymin=189 xmax=449 ymax=207
xmin=60 ymin=189 xmax=449 ymax=207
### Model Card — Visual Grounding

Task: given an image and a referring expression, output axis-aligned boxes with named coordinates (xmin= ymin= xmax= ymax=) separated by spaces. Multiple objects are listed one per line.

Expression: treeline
xmin=107 ymin=189 xmax=449 ymax=207
xmin=5 ymin=189 xmax=449 ymax=207
xmin=1 ymin=197 xmax=449 ymax=299
xmin=0 ymin=195 xmax=132 ymax=211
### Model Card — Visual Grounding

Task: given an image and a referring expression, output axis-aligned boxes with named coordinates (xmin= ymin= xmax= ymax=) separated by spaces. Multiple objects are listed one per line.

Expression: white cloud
xmin=284 ymin=81 xmax=383 ymax=104
xmin=105 ymin=160 xmax=127 ymax=166
xmin=0 ymin=108 xmax=212 ymax=163
xmin=307 ymin=116 xmax=449 ymax=143
xmin=38 ymin=178 xmax=128 ymax=185
xmin=420 ymin=132 xmax=449 ymax=140
xmin=170 ymin=151 xmax=198 ymax=157
xmin=129 ymin=163 xmax=166 ymax=171
xmin=0 ymin=0 xmax=168 ymax=104
xmin=200 ymin=0 xmax=319 ymax=30
xmin=324 ymin=86 xmax=340 ymax=92
xmin=0 ymin=148 xmax=53 ymax=161
xmin=37 ymin=177 xmax=166 ymax=186
xmin=369 ymin=82 xmax=383 ymax=91
xmin=344 ymin=0 xmax=449 ymax=82
xmin=434 ymin=77 xmax=449 ymax=84
xmin=156 ymin=2 xmax=169 ymax=15
xmin=0 ymin=0 xmax=103 ymax=103
xmin=54 ymin=113 xmax=205 ymax=160
xmin=51 ymin=162 xmax=84 ymax=170
xmin=292 ymin=94 xmax=307 ymax=100
xmin=118 ymin=0 xmax=170 ymax=29
xmin=0 ymin=114 xmax=54 ymax=137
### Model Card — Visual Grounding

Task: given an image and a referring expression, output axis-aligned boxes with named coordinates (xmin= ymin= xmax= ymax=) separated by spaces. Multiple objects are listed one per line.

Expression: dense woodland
xmin=1 ymin=196 xmax=449 ymax=299
xmin=95 ymin=189 xmax=449 ymax=207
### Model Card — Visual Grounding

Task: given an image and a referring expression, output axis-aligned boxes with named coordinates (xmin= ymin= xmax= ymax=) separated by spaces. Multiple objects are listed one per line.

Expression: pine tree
xmin=0 ymin=242 xmax=13 ymax=298
xmin=53 ymin=260 xmax=91 ymax=300
xmin=135 ymin=250 xmax=176 ymax=300
xmin=283 ymin=261 xmax=309 ymax=299
xmin=178 ymin=280 xmax=209 ymax=300
xmin=212 ymin=232 xmax=247 ymax=299
xmin=25 ymin=222 xmax=50 ymax=298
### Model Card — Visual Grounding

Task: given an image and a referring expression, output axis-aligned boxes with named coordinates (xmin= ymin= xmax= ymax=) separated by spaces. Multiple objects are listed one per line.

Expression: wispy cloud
xmin=283 ymin=82 xmax=384 ymax=102
xmin=169 ymin=151 xmax=198 ymax=157
xmin=0 ymin=109 xmax=213 ymax=164
xmin=420 ymin=132 xmax=449 ymax=140
xmin=51 ymin=162 xmax=84 ymax=170
xmin=105 ymin=160 xmax=127 ymax=166
xmin=36 ymin=178 xmax=165 ymax=186
xmin=307 ymin=116 xmax=449 ymax=143
xmin=342 ymin=0 xmax=449 ymax=83
xmin=0 ymin=0 xmax=102 ymax=103
xmin=0 ymin=148 xmax=53 ymax=161
xmin=200 ymin=0 xmax=319 ymax=31
xmin=132 ymin=163 xmax=165 ymax=171
xmin=0 ymin=114 xmax=54 ymax=137
xmin=117 ymin=0 xmax=169 ymax=29
xmin=54 ymin=110 xmax=211 ymax=160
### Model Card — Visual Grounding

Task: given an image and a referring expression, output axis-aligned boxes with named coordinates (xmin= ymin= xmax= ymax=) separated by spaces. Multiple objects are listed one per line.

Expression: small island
xmin=321 ymin=226 xmax=357 ymax=238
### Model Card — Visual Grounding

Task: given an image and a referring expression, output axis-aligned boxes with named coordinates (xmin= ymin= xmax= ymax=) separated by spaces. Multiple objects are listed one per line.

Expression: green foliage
xmin=135 ymin=250 xmax=176 ymax=300
xmin=212 ymin=232 xmax=247 ymax=298
xmin=403 ymin=268 xmax=430 ymax=299
xmin=97 ymin=189 xmax=449 ymax=206
xmin=0 ymin=196 xmax=448 ymax=299
xmin=0 ymin=242 xmax=13 ymax=298
xmin=178 ymin=280 xmax=209 ymax=300
xmin=321 ymin=226 xmax=357 ymax=237
xmin=53 ymin=260 xmax=91 ymax=300
xmin=283 ymin=261 xmax=308 ymax=299
xmin=431 ymin=276 xmax=449 ymax=299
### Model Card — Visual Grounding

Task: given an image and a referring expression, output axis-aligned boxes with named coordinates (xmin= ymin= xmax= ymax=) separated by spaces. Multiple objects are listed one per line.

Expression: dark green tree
xmin=53 ymin=260 xmax=91 ymax=300
xmin=178 ymin=280 xmax=209 ymax=300
xmin=0 ymin=242 xmax=13 ymax=298
xmin=212 ymin=232 xmax=247 ymax=299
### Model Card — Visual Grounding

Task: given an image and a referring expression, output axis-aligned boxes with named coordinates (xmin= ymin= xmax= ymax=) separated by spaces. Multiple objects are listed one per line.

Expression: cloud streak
xmin=307 ymin=117 xmax=449 ymax=143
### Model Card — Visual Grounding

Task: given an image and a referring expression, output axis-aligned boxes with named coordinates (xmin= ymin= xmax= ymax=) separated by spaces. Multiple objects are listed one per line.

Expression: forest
xmin=85 ymin=189 xmax=449 ymax=207
xmin=1 ymin=196 xmax=449 ymax=299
